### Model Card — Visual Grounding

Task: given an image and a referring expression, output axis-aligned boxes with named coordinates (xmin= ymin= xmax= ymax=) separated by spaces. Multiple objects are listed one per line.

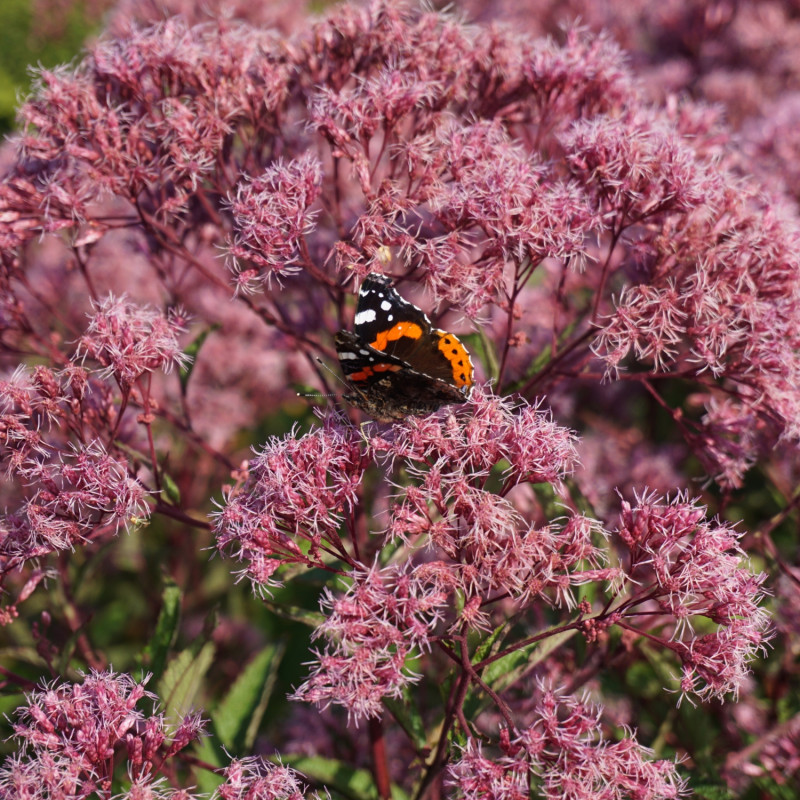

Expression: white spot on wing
xmin=339 ymin=351 xmax=357 ymax=360
xmin=355 ymin=309 xmax=377 ymax=325
xmin=380 ymin=300 xmax=392 ymax=311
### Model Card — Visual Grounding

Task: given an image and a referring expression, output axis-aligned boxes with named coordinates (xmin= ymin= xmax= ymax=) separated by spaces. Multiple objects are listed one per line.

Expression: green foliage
xmin=0 ymin=0 xmax=101 ymax=133
xmin=192 ymin=644 xmax=285 ymax=793
xmin=690 ymin=786 xmax=736 ymax=800
xmin=213 ymin=643 xmax=284 ymax=752
xmin=158 ymin=640 xmax=216 ymax=722
xmin=479 ymin=626 xmax=577 ymax=695
xmin=141 ymin=580 xmax=182 ymax=681
xmin=283 ymin=755 xmax=401 ymax=800
xmin=180 ymin=324 xmax=221 ymax=392
xmin=384 ymin=688 xmax=427 ymax=751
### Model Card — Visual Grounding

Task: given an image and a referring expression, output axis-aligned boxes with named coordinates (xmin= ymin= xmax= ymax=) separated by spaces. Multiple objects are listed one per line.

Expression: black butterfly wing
xmin=353 ymin=276 xmax=471 ymax=388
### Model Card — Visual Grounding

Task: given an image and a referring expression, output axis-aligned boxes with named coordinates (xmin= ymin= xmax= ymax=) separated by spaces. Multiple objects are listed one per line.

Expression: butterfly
xmin=334 ymin=275 xmax=473 ymax=422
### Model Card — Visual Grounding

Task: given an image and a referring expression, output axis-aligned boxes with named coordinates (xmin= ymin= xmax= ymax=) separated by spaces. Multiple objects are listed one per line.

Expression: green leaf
xmin=213 ymin=643 xmax=284 ymax=752
xmin=463 ymin=328 xmax=498 ymax=382
xmin=0 ymin=646 xmax=51 ymax=679
xmin=293 ymin=382 xmax=325 ymax=398
xmin=747 ymin=778 xmax=797 ymax=800
xmin=625 ymin=660 xmax=662 ymax=699
xmin=530 ymin=482 xmax=564 ymax=519
xmin=562 ymin=475 xmax=600 ymax=518
xmin=157 ymin=640 xmax=215 ymax=722
xmin=384 ymin=686 xmax=426 ymax=750
xmin=283 ymin=754 xmax=410 ymax=800
xmin=191 ymin=736 xmax=226 ymax=795
xmin=261 ymin=600 xmax=327 ymax=629
xmin=481 ymin=627 xmax=577 ymax=694
xmin=639 ymin=639 xmax=680 ymax=691
xmin=179 ymin=324 xmax=221 ymax=391
xmin=57 ymin=629 xmax=79 ymax=674
xmin=141 ymin=580 xmax=181 ymax=681
xmin=690 ymin=785 xmax=735 ymax=800
xmin=504 ymin=313 xmax=581 ymax=396
xmin=161 ymin=471 xmax=181 ymax=505
xmin=473 ymin=620 xmax=510 ymax=664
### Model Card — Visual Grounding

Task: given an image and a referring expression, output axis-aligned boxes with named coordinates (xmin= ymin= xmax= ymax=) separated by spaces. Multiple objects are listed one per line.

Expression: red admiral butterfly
xmin=335 ymin=275 xmax=474 ymax=422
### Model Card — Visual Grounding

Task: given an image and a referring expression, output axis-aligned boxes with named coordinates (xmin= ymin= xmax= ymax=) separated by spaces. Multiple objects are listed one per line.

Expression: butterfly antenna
xmin=297 ymin=358 xmax=347 ymax=400
xmin=314 ymin=356 xmax=349 ymax=388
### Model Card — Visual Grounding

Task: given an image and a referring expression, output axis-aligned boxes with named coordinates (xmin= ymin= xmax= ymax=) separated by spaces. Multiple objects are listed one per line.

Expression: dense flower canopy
xmin=0 ymin=0 xmax=797 ymax=797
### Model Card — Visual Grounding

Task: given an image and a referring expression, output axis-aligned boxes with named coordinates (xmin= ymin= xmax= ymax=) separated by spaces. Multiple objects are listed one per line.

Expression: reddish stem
xmin=369 ymin=716 xmax=392 ymax=800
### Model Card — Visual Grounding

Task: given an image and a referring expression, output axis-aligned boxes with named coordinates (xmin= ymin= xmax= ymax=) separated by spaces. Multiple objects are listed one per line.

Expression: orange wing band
xmin=348 ymin=363 xmax=402 ymax=382
xmin=370 ymin=322 xmax=423 ymax=351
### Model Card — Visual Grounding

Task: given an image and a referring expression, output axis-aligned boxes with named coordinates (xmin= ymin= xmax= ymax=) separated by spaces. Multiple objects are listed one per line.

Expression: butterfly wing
xmin=353 ymin=276 xmax=473 ymax=390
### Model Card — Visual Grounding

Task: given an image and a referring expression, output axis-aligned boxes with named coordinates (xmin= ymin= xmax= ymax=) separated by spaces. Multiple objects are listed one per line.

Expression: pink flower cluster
xmin=0 ymin=367 xmax=148 ymax=593
xmin=2 ymin=0 xmax=796 ymax=490
xmin=0 ymin=672 xmax=321 ymax=800
xmin=0 ymin=670 xmax=204 ymax=800
xmin=217 ymin=756 xmax=321 ymax=800
xmin=76 ymin=295 xmax=190 ymax=390
xmin=614 ymin=492 xmax=770 ymax=703
xmin=0 ymin=294 xmax=190 ymax=618
xmin=215 ymin=413 xmax=370 ymax=591
xmin=226 ymin=155 xmax=323 ymax=287
xmin=291 ymin=563 xmax=449 ymax=722
xmin=448 ymin=689 xmax=687 ymax=800
xmin=378 ymin=389 xmax=604 ymax=606
xmin=217 ymin=388 xmax=768 ymax=733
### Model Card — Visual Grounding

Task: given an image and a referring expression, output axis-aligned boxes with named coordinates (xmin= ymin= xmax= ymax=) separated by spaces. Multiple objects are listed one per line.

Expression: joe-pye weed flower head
xmin=0 ymin=670 xmax=204 ymax=800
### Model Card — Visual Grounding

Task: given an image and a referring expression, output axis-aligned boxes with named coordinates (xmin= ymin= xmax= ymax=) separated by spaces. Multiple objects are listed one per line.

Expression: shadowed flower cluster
xmin=613 ymin=491 xmax=770 ymax=703
xmin=448 ymin=688 xmax=687 ymax=800
xmin=0 ymin=295 xmax=190 ymax=620
xmin=0 ymin=670 xmax=204 ymax=800
xmin=216 ymin=756 xmax=324 ymax=800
